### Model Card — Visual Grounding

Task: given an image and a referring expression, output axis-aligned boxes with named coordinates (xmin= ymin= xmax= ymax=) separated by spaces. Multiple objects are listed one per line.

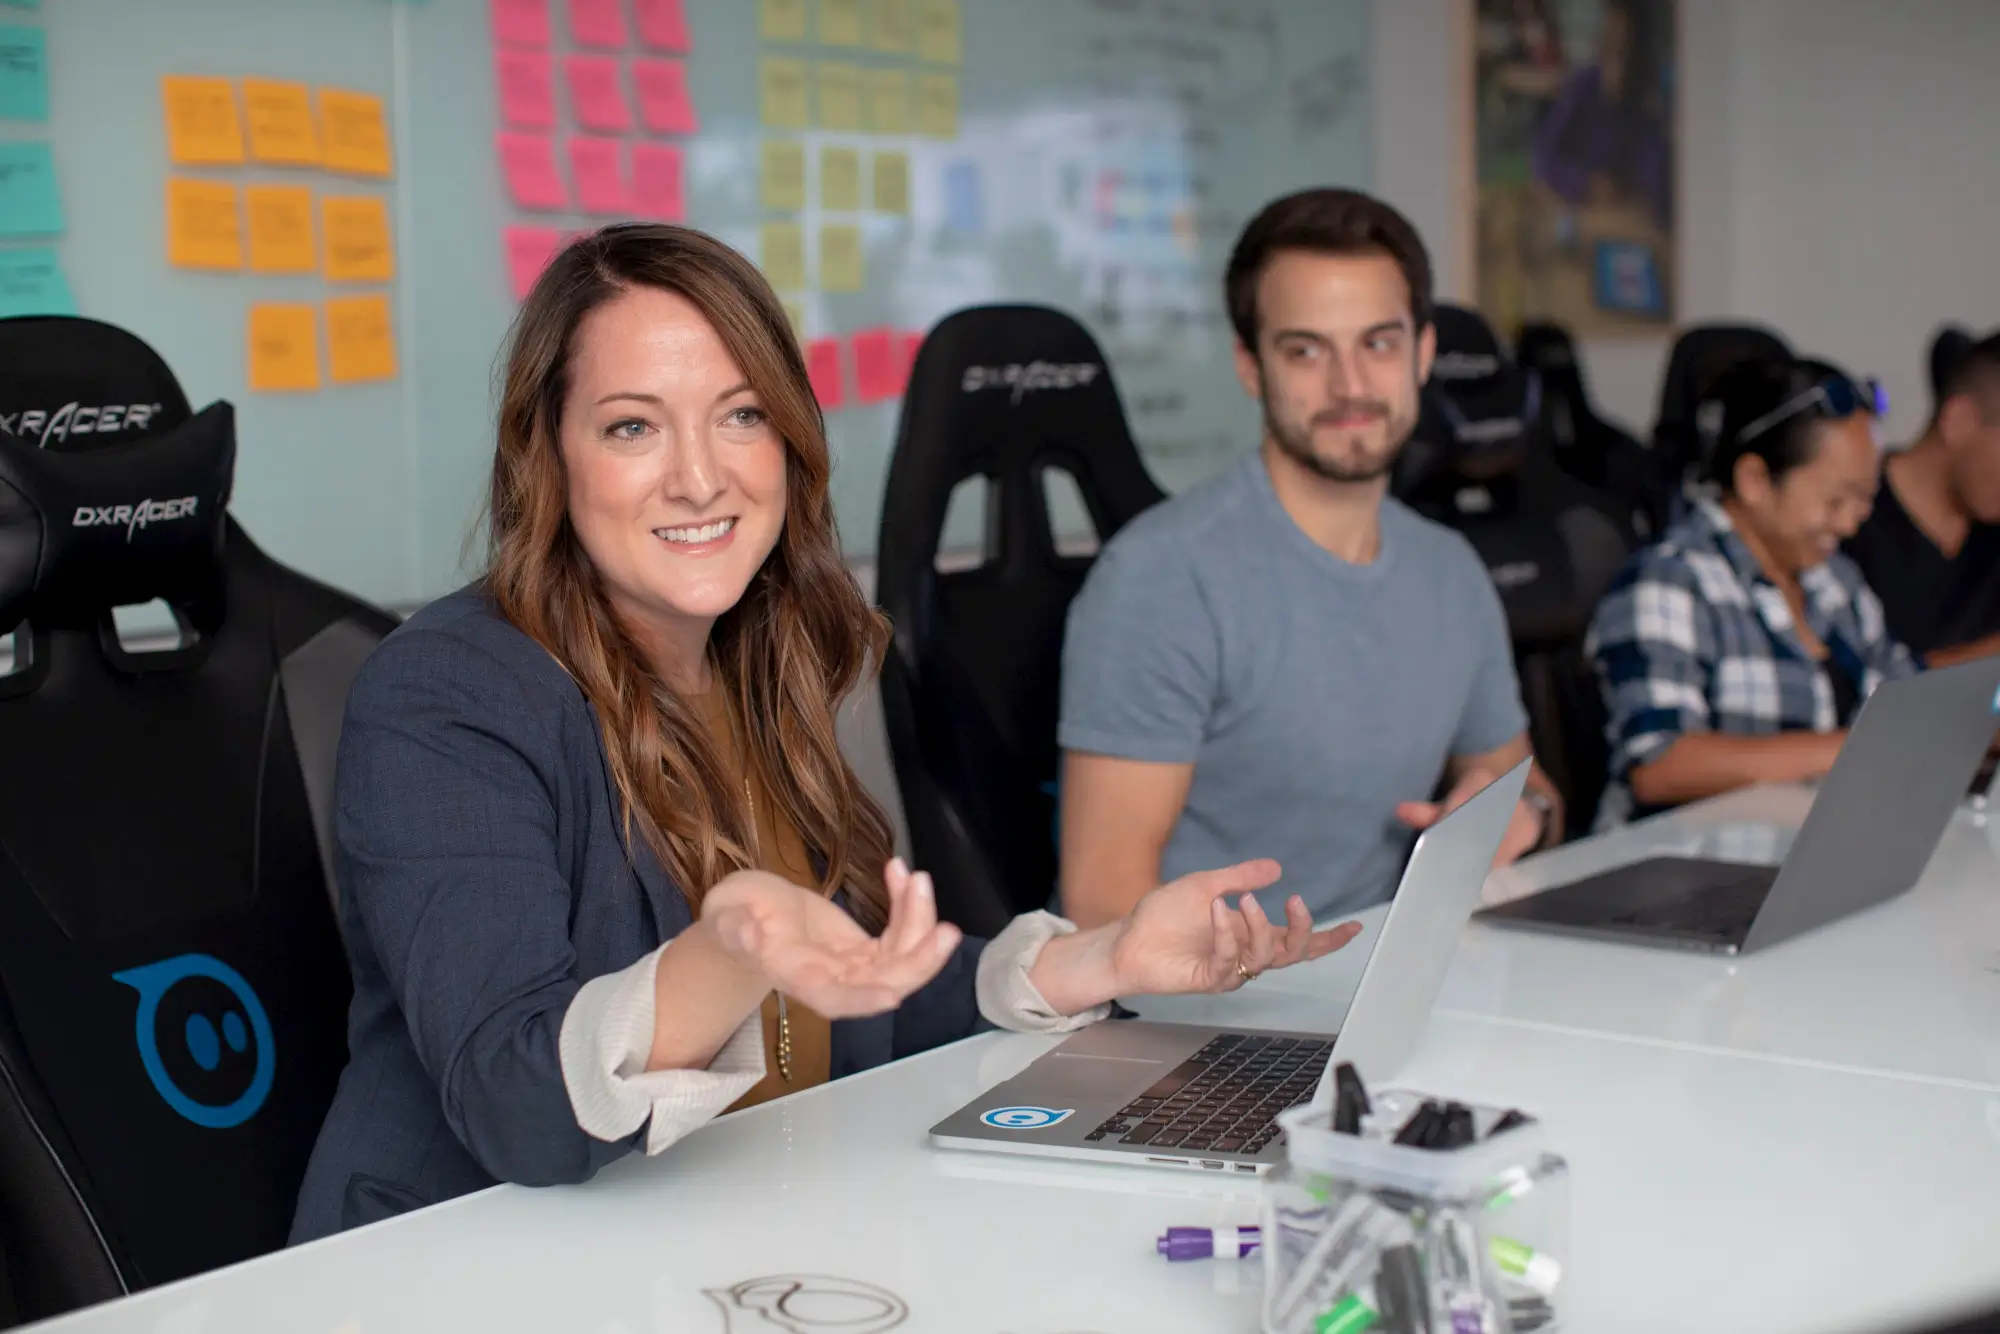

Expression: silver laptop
xmin=929 ymin=760 xmax=1529 ymax=1175
xmin=1477 ymin=656 xmax=2000 ymax=956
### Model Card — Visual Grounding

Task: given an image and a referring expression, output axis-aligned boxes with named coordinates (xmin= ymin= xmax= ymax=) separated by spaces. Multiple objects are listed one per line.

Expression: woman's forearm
xmin=646 ymin=919 xmax=771 ymax=1073
xmin=1025 ymin=923 xmax=1124 ymax=1016
xmin=1628 ymin=730 xmax=1845 ymax=809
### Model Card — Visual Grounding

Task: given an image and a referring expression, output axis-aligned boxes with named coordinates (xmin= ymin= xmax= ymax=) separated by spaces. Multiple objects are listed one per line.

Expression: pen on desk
xmin=1156 ymin=1226 xmax=1259 ymax=1261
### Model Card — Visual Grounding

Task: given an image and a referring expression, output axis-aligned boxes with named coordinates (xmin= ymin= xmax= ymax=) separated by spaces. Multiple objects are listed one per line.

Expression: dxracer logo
xmin=72 ymin=496 xmax=199 ymax=543
xmin=0 ymin=402 xmax=163 ymax=448
xmin=113 ymin=954 xmax=274 ymax=1129
xmin=959 ymin=360 xmax=1101 ymax=404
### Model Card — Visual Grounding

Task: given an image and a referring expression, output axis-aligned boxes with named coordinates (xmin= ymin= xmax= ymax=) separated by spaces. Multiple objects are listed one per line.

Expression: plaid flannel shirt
xmin=1587 ymin=498 xmax=1920 ymax=824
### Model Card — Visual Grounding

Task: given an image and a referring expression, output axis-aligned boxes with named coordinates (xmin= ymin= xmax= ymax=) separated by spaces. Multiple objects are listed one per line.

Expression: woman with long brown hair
xmin=289 ymin=224 xmax=1358 ymax=1242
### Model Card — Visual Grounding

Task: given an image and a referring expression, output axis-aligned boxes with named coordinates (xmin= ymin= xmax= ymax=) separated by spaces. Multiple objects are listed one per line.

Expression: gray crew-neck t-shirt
xmin=1059 ymin=452 xmax=1527 ymax=920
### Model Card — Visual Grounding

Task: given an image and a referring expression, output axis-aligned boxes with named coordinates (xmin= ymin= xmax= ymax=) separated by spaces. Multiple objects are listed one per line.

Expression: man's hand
xmin=1396 ymin=767 xmax=1544 ymax=867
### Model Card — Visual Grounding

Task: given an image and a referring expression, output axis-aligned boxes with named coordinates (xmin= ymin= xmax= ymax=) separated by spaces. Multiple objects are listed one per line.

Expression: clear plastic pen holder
xmin=1261 ymin=1091 xmax=1569 ymax=1334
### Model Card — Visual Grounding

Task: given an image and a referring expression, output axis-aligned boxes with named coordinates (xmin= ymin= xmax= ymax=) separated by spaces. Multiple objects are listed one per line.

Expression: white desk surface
xmin=27 ymin=784 xmax=2000 ymax=1334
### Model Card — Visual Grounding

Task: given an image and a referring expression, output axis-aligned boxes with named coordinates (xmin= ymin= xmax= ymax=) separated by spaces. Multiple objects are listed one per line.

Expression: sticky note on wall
xmin=916 ymin=72 xmax=958 ymax=138
xmin=565 ymin=54 xmax=632 ymax=132
xmin=245 ymin=185 xmax=317 ymax=273
xmin=761 ymin=140 xmax=805 ymax=210
xmin=319 ymin=88 xmax=392 ymax=178
xmin=631 ymin=142 xmax=684 ymax=221
xmin=0 ymin=141 xmax=62 ymax=237
xmin=815 ymin=62 xmax=863 ymax=131
xmin=818 ymin=0 xmax=863 ymax=46
xmin=851 ymin=327 xmax=898 ymax=403
xmin=821 ymin=146 xmax=859 ymax=211
xmin=0 ymin=25 xmax=50 ymax=123
xmin=247 ymin=302 xmax=321 ymax=392
xmin=567 ymin=0 xmax=627 ymax=50
xmin=161 ymin=76 xmax=244 ymax=165
xmin=872 ymin=150 xmax=909 ymax=213
xmin=0 ymin=247 xmax=75 ymax=318
xmin=819 ymin=223 xmax=863 ymax=292
xmin=759 ymin=0 xmax=808 ymax=42
xmin=165 ymin=178 xmax=241 ymax=269
xmin=322 ymin=195 xmax=394 ymax=282
xmin=760 ymin=221 xmax=805 ymax=292
xmin=866 ymin=68 xmax=908 ymax=134
xmin=759 ymin=58 xmax=809 ymax=130
xmin=496 ymin=50 xmax=556 ymax=129
xmin=492 ymin=0 xmax=551 ymax=48
xmin=917 ymin=0 xmax=961 ymax=64
xmin=869 ymin=0 xmax=914 ymax=52
xmin=633 ymin=59 xmax=698 ymax=134
xmin=568 ymin=136 xmax=630 ymax=215
xmin=504 ymin=224 xmax=564 ymax=300
xmin=326 ymin=294 xmax=398 ymax=384
xmin=498 ymin=132 xmax=567 ymax=210
xmin=805 ymin=336 xmax=844 ymax=409
xmin=634 ymin=0 xmax=691 ymax=54
xmin=241 ymin=79 xmax=320 ymax=166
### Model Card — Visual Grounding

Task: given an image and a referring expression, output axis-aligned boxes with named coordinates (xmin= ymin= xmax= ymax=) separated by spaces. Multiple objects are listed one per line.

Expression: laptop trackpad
xmin=1037 ymin=1053 xmax=1168 ymax=1101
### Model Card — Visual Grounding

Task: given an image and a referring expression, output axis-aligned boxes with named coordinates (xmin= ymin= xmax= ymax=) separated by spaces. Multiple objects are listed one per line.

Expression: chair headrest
xmin=1654 ymin=323 xmax=1791 ymax=430
xmin=0 ymin=318 xmax=232 ymax=636
xmin=1415 ymin=304 xmax=1539 ymax=475
xmin=1516 ymin=322 xmax=1582 ymax=383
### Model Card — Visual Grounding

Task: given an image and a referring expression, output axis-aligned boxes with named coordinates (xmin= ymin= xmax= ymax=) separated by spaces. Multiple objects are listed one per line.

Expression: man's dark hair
xmin=1933 ymin=328 xmax=2000 ymax=426
xmin=1224 ymin=188 xmax=1434 ymax=351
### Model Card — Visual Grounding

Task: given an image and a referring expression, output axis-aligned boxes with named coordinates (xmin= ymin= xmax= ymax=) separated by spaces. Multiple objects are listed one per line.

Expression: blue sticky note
xmin=0 ymin=246 xmax=75 ymax=317
xmin=0 ymin=25 xmax=47 ymax=122
xmin=943 ymin=160 xmax=982 ymax=235
xmin=0 ymin=141 xmax=62 ymax=236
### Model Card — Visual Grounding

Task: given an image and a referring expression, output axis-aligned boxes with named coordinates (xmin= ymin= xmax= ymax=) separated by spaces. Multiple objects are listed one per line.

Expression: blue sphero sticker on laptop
xmin=979 ymin=1106 xmax=1074 ymax=1130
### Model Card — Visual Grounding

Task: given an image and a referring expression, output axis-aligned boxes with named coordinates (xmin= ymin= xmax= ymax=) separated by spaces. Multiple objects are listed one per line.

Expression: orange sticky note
xmin=241 ymin=79 xmax=320 ymax=166
xmin=491 ymin=0 xmax=552 ymax=48
xmin=496 ymin=50 xmax=556 ymax=129
xmin=635 ymin=0 xmax=692 ymax=54
xmin=245 ymin=185 xmax=317 ymax=274
xmin=633 ymin=58 xmax=697 ymax=134
xmin=161 ymin=76 xmax=244 ymax=166
xmin=165 ymin=178 xmax=242 ymax=270
xmin=318 ymin=88 xmax=392 ymax=178
xmin=326 ymin=294 xmax=398 ymax=384
xmin=567 ymin=0 xmax=627 ymax=49
xmin=247 ymin=303 xmax=321 ymax=392
xmin=896 ymin=330 xmax=923 ymax=390
xmin=568 ymin=136 xmax=629 ymax=216
xmin=852 ymin=327 xmax=898 ymax=403
xmin=631 ymin=142 xmax=684 ymax=222
xmin=322 ymin=195 xmax=395 ymax=282
xmin=805 ymin=337 xmax=844 ymax=410
xmin=498 ymin=132 xmax=567 ymax=210
xmin=564 ymin=55 xmax=631 ymax=132
xmin=504 ymin=225 xmax=564 ymax=300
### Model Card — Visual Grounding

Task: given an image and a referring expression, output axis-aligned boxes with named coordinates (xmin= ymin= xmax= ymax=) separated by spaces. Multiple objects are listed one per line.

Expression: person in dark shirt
xmin=1845 ymin=329 xmax=2000 ymax=665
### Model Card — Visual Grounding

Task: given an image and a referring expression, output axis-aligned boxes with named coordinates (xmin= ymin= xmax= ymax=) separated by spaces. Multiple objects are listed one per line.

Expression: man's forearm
xmin=1060 ymin=864 xmax=1155 ymax=930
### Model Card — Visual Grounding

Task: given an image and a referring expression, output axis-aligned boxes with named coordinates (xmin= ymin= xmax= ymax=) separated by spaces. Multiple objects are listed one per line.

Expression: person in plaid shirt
xmin=1588 ymin=355 xmax=1919 ymax=825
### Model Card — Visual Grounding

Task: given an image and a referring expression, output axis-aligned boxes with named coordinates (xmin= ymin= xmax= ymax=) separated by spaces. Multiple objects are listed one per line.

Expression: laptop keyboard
xmin=1082 ymin=1033 xmax=1332 ymax=1156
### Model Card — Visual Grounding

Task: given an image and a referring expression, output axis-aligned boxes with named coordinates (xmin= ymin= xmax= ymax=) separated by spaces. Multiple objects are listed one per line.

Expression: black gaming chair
xmin=0 ymin=318 xmax=396 ymax=1325
xmin=876 ymin=306 xmax=1165 ymax=937
xmin=1651 ymin=322 xmax=1793 ymax=510
xmin=1515 ymin=321 xmax=1666 ymax=538
xmin=1398 ymin=306 xmax=1632 ymax=836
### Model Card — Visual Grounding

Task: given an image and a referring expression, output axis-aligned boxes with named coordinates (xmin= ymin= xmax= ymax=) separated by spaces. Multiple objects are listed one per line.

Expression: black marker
xmin=1332 ymin=1062 xmax=1371 ymax=1134
xmin=1489 ymin=1108 xmax=1532 ymax=1137
xmin=1437 ymin=1103 xmax=1477 ymax=1150
xmin=1374 ymin=1244 xmax=1430 ymax=1333
xmin=1392 ymin=1099 xmax=1446 ymax=1146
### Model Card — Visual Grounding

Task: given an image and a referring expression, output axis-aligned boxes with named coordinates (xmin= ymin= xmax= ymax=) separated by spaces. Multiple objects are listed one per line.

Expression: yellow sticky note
xmin=241 ymin=78 xmax=320 ymax=166
xmin=245 ymin=185 xmax=317 ymax=274
xmin=322 ymin=195 xmax=395 ymax=282
xmin=873 ymin=150 xmax=909 ymax=213
xmin=819 ymin=222 xmax=863 ymax=292
xmin=761 ymin=140 xmax=806 ymax=211
xmin=817 ymin=0 xmax=863 ymax=46
xmin=247 ymin=303 xmax=321 ymax=392
xmin=759 ymin=0 xmax=809 ymax=41
xmin=917 ymin=0 xmax=961 ymax=64
xmin=821 ymin=146 xmax=860 ymax=211
xmin=165 ymin=178 xmax=242 ymax=271
xmin=815 ymin=62 xmax=863 ymax=131
xmin=326 ymin=294 xmax=399 ymax=384
xmin=782 ymin=299 xmax=807 ymax=340
xmin=869 ymin=0 xmax=914 ymax=51
xmin=759 ymin=57 xmax=810 ymax=130
xmin=318 ymin=87 xmax=392 ymax=177
xmin=916 ymin=71 xmax=958 ymax=138
xmin=866 ymin=67 xmax=909 ymax=134
xmin=161 ymin=76 xmax=244 ymax=166
xmin=760 ymin=221 xmax=806 ymax=291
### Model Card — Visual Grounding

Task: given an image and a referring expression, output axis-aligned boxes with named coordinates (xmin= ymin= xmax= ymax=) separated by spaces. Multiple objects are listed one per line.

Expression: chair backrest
xmin=1398 ymin=306 xmax=1631 ymax=834
xmin=876 ymin=306 xmax=1164 ymax=936
xmin=1651 ymin=322 xmax=1792 ymax=495
xmin=0 ymin=317 xmax=396 ymax=1324
xmin=1516 ymin=320 xmax=1668 ymax=539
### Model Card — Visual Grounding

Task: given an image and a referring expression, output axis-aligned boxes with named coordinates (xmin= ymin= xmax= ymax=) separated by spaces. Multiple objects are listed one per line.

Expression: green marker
xmin=1491 ymin=1236 xmax=1562 ymax=1297
xmin=1314 ymin=1293 xmax=1378 ymax=1334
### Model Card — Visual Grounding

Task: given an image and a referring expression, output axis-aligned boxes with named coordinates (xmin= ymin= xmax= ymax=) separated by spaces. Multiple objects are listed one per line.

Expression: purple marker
xmin=1157 ymin=1226 xmax=1260 ymax=1261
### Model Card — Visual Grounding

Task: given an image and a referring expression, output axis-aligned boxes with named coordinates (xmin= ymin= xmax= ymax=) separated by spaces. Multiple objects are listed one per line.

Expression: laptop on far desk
xmin=1477 ymin=656 xmax=2000 ymax=957
xmin=927 ymin=760 xmax=1529 ymax=1177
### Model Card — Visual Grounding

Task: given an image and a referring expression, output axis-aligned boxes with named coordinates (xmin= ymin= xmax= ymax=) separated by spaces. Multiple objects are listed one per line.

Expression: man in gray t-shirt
xmin=1058 ymin=189 xmax=1561 ymax=928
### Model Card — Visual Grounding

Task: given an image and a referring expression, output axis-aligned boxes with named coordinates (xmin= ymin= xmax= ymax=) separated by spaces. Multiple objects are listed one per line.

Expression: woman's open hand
xmin=700 ymin=859 xmax=961 ymax=1019
xmin=1109 ymin=860 xmax=1362 ymax=997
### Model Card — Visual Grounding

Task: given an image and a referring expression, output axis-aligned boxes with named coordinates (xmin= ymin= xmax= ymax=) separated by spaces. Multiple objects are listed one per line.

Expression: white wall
xmin=1370 ymin=0 xmax=2000 ymax=445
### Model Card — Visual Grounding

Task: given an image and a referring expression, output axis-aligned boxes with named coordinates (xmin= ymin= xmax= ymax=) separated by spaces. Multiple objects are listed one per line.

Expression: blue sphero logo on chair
xmin=979 ymin=1105 xmax=1074 ymax=1131
xmin=112 ymin=953 xmax=275 ymax=1129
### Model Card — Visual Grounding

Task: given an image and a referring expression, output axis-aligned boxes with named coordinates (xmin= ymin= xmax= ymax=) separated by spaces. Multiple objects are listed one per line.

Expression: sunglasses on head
xmin=1735 ymin=374 xmax=1888 ymax=448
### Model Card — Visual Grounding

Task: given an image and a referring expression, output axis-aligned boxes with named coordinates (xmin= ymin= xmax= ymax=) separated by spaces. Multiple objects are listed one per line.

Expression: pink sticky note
xmin=498 ymin=132 xmax=568 ymax=210
xmin=806 ymin=337 xmax=845 ymax=411
xmin=569 ymin=136 xmax=630 ymax=216
xmin=491 ymin=0 xmax=551 ymax=48
xmin=568 ymin=0 xmax=628 ymax=49
xmin=564 ymin=55 xmax=632 ymax=132
xmin=635 ymin=0 xmax=692 ymax=53
xmin=852 ymin=328 xmax=899 ymax=404
xmin=496 ymin=51 xmax=556 ymax=130
xmin=896 ymin=331 xmax=924 ymax=393
xmin=631 ymin=142 xmax=685 ymax=222
xmin=633 ymin=58 xmax=699 ymax=135
xmin=504 ymin=225 xmax=564 ymax=300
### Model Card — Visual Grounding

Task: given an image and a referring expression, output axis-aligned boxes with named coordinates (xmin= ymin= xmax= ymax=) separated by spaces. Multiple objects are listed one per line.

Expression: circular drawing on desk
xmin=703 ymin=1275 xmax=908 ymax=1334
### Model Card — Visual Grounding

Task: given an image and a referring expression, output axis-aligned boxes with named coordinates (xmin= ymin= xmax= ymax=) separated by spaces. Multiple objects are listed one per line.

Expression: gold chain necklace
xmin=738 ymin=733 xmax=793 ymax=1084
